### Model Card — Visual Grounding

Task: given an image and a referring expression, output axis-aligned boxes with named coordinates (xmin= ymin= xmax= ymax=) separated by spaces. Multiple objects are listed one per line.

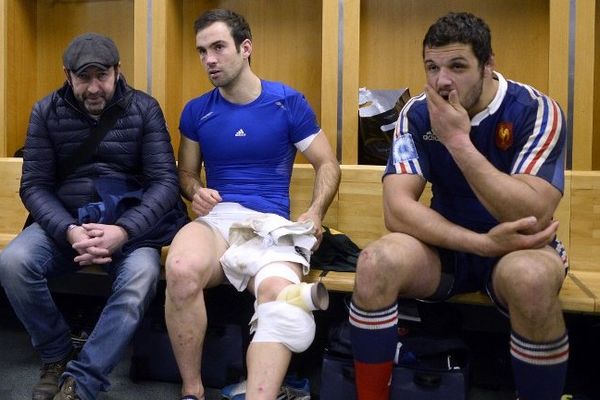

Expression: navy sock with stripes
xmin=349 ymin=300 xmax=398 ymax=400
xmin=510 ymin=330 xmax=569 ymax=400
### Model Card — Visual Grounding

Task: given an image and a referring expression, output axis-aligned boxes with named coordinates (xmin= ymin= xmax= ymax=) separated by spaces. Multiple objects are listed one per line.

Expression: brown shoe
xmin=32 ymin=352 xmax=74 ymax=400
xmin=52 ymin=376 xmax=80 ymax=400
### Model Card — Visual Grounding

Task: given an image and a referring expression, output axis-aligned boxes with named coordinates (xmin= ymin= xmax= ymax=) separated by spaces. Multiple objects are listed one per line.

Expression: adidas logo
xmin=422 ymin=131 xmax=440 ymax=141
xmin=235 ymin=129 xmax=246 ymax=137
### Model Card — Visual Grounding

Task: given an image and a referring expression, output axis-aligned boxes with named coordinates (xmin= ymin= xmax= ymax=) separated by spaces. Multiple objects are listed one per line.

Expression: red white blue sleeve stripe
xmin=511 ymin=85 xmax=563 ymax=176
xmin=393 ymin=94 xmax=424 ymax=177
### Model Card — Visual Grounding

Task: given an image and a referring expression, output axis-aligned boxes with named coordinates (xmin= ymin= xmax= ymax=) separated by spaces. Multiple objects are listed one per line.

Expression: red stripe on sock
xmin=511 ymin=344 xmax=570 ymax=362
xmin=354 ymin=360 xmax=393 ymax=400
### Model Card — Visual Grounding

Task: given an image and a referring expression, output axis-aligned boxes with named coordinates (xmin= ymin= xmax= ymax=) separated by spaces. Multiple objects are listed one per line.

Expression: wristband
xmin=67 ymin=224 xmax=78 ymax=232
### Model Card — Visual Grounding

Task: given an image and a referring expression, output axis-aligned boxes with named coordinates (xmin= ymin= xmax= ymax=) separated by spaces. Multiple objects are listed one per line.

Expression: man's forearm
xmin=385 ymin=198 xmax=485 ymax=255
xmin=307 ymin=161 xmax=341 ymax=219
xmin=447 ymin=138 xmax=557 ymax=226
xmin=178 ymin=170 xmax=203 ymax=202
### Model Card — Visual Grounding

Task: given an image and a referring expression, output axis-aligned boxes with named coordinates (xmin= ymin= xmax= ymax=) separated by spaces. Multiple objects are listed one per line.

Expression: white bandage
xmin=252 ymin=301 xmax=316 ymax=353
xmin=253 ymin=262 xmax=301 ymax=294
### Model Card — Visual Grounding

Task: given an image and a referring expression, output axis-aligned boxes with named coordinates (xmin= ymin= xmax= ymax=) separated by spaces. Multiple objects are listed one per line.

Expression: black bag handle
xmin=60 ymin=90 xmax=134 ymax=178
xmin=413 ymin=371 xmax=442 ymax=388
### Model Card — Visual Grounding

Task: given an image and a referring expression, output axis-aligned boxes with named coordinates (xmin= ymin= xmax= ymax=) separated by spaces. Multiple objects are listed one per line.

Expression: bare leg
xmin=244 ymin=263 xmax=304 ymax=400
xmin=350 ymin=233 xmax=442 ymax=400
xmin=492 ymin=247 xmax=566 ymax=341
xmin=353 ymin=233 xmax=442 ymax=309
xmin=245 ymin=342 xmax=291 ymax=399
xmin=165 ymin=222 xmax=227 ymax=399
xmin=492 ymin=246 xmax=568 ymax=400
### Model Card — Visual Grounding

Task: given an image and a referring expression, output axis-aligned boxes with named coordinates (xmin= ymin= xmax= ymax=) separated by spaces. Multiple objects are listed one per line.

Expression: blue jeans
xmin=0 ymin=223 xmax=160 ymax=400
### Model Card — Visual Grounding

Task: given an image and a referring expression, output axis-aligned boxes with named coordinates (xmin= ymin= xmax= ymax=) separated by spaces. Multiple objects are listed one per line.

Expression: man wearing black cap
xmin=0 ymin=32 xmax=187 ymax=400
xmin=62 ymin=32 xmax=122 ymax=117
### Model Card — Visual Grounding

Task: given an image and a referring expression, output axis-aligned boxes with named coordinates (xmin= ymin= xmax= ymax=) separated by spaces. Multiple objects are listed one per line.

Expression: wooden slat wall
xmin=336 ymin=165 xmax=386 ymax=249
xmin=2 ymin=1 xmax=599 ymax=167
xmin=3 ymin=1 xmax=600 ymax=168
xmin=289 ymin=164 xmax=338 ymax=229
xmin=4 ymin=0 xmax=136 ymax=158
xmin=569 ymin=172 xmax=600 ymax=271
xmin=0 ymin=158 xmax=27 ymax=247
xmin=0 ymin=2 xmax=5 ymax=156
xmin=559 ymin=172 xmax=572 ymax=252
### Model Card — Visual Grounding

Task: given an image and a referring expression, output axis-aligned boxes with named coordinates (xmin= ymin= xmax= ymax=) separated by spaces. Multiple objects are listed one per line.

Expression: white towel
xmin=220 ymin=214 xmax=316 ymax=291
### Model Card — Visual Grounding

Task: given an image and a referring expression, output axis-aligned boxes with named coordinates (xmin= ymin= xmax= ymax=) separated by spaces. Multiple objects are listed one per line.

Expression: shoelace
xmin=276 ymin=386 xmax=311 ymax=400
xmin=62 ymin=378 xmax=79 ymax=399
xmin=40 ymin=360 xmax=65 ymax=377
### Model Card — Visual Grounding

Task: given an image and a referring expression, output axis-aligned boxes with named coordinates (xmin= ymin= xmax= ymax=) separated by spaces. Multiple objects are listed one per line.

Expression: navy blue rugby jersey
xmin=384 ymin=72 xmax=566 ymax=233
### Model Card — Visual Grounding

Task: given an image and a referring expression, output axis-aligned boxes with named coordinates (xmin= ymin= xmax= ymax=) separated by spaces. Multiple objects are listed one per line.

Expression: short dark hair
xmin=423 ymin=12 xmax=493 ymax=67
xmin=193 ymin=9 xmax=252 ymax=50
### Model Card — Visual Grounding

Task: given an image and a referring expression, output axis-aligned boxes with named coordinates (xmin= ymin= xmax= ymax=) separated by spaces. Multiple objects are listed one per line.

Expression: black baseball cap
xmin=63 ymin=33 xmax=120 ymax=74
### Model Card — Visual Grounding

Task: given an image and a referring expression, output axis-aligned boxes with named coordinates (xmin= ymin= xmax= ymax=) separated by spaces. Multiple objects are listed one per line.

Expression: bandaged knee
xmin=254 ymin=263 xmax=301 ymax=293
xmin=254 ymin=263 xmax=329 ymax=312
xmin=252 ymin=301 xmax=316 ymax=353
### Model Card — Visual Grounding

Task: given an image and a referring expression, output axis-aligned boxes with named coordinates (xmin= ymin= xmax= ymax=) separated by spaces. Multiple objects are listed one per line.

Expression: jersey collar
xmin=471 ymin=71 xmax=507 ymax=126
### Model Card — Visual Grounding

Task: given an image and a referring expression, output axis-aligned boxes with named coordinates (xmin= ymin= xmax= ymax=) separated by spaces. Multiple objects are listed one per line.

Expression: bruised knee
xmin=353 ymin=241 xmax=399 ymax=303
xmin=165 ymin=254 xmax=209 ymax=303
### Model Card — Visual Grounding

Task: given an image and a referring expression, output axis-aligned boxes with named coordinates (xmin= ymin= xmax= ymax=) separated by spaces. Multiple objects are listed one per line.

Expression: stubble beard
xmin=461 ymin=70 xmax=485 ymax=113
xmin=83 ymin=98 xmax=107 ymax=116
xmin=209 ymin=62 xmax=243 ymax=90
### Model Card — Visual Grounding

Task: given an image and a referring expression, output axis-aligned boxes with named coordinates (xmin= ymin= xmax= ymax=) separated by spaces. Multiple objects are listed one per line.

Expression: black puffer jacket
xmin=20 ymin=77 xmax=187 ymax=252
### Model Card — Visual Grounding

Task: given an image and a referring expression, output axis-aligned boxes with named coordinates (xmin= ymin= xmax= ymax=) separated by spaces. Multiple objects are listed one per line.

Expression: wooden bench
xmin=300 ymin=165 xmax=599 ymax=314
xmin=1 ymin=157 xmax=599 ymax=314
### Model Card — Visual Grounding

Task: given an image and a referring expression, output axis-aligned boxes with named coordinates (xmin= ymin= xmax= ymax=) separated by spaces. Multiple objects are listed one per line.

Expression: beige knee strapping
xmin=254 ymin=263 xmax=329 ymax=312
xmin=276 ymin=282 xmax=329 ymax=312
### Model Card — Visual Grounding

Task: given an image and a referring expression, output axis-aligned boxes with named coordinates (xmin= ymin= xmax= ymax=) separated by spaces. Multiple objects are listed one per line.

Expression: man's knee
xmin=165 ymin=253 xmax=210 ymax=303
xmin=354 ymin=235 xmax=412 ymax=302
xmin=116 ymin=258 xmax=160 ymax=304
xmin=251 ymin=264 xmax=324 ymax=352
xmin=355 ymin=241 xmax=393 ymax=286
xmin=495 ymin=251 xmax=564 ymax=316
xmin=252 ymin=301 xmax=316 ymax=353
xmin=0 ymin=245 xmax=40 ymax=286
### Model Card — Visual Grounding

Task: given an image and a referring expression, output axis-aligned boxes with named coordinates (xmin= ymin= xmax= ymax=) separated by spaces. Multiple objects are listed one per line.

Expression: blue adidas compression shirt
xmin=179 ymin=80 xmax=320 ymax=218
